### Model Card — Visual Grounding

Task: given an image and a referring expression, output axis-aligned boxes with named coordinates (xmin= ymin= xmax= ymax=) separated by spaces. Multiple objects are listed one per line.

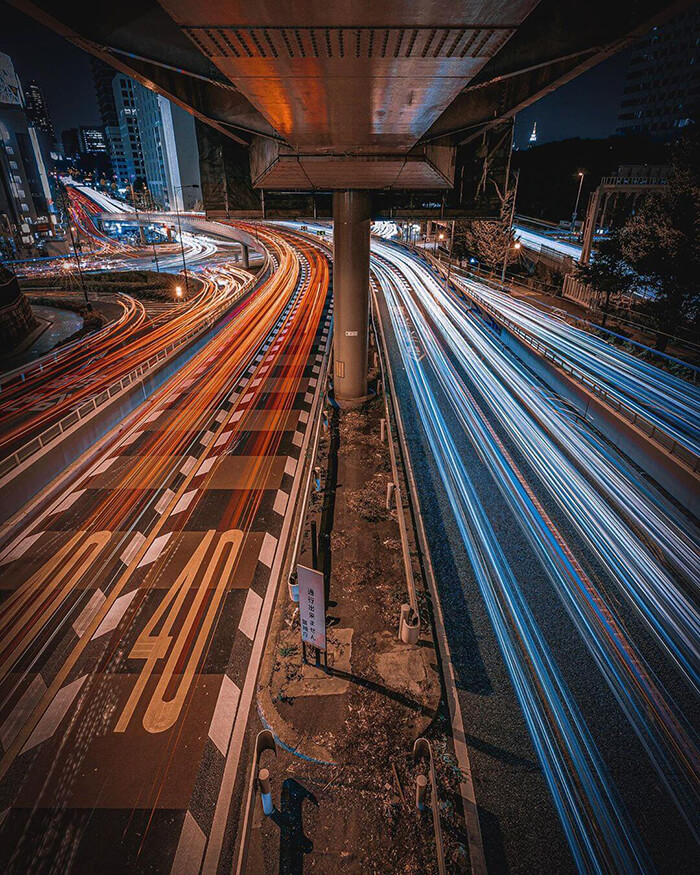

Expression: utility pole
xmin=501 ymin=169 xmax=520 ymax=285
xmin=60 ymin=183 xmax=90 ymax=310
xmin=571 ymin=170 xmax=585 ymax=235
xmin=173 ymin=184 xmax=200 ymax=295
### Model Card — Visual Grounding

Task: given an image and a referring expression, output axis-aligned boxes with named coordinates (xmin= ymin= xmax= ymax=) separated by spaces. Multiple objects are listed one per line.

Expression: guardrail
xmin=424 ymin=251 xmax=700 ymax=475
xmin=0 ymin=255 xmax=270 ymax=482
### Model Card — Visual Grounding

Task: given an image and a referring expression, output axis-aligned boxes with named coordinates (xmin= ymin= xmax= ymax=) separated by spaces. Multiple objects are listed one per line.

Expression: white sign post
xmin=297 ymin=564 xmax=326 ymax=658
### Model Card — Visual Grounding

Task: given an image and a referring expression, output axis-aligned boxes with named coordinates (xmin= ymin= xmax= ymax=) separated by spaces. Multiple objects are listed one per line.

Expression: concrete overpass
xmin=10 ymin=1 xmax=690 ymax=402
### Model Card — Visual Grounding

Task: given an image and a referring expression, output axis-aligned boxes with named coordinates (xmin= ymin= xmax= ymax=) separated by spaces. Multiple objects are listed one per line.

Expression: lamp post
xmin=571 ymin=171 xmax=585 ymax=234
xmin=59 ymin=182 xmax=90 ymax=310
xmin=172 ymin=183 xmax=200 ymax=296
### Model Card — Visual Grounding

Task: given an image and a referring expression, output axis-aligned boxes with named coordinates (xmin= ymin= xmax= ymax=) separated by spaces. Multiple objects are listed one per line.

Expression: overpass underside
xmin=11 ymin=0 xmax=689 ymax=400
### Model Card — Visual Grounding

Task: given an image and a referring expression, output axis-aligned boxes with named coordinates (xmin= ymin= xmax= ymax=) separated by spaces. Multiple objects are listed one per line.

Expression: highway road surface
xmin=372 ymin=240 xmax=699 ymax=873
xmin=0 ymin=224 xmax=331 ymax=873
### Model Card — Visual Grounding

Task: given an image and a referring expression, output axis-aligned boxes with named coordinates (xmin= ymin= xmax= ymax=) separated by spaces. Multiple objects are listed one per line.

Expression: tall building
xmin=617 ymin=6 xmax=699 ymax=140
xmin=0 ymin=51 xmax=55 ymax=255
xmin=23 ymin=80 xmax=55 ymax=142
xmin=90 ymin=59 xmax=200 ymax=208
xmin=90 ymin=58 xmax=124 ymax=180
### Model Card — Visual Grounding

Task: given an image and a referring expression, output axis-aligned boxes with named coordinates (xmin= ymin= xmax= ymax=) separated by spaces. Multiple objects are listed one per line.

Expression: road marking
xmin=90 ymin=456 xmax=117 ymax=476
xmin=208 ymin=676 xmax=241 ymax=756
xmin=91 ymin=590 xmax=138 ymax=640
xmin=230 ymin=410 xmax=243 ymax=423
xmin=215 ymin=430 xmax=232 ymax=447
xmin=0 ymin=531 xmax=43 ymax=566
xmin=171 ymin=812 xmax=206 ymax=875
xmin=118 ymin=530 xmax=243 ymax=734
xmin=172 ymin=490 xmax=197 ymax=515
xmin=143 ymin=408 xmax=162 ymax=423
xmin=196 ymin=456 xmax=216 ymax=476
xmin=155 ymin=488 xmax=176 ymax=515
xmin=273 ymin=490 xmax=289 ymax=516
xmin=0 ymin=675 xmax=47 ymax=750
xmin=21 ymin=675 xmax=87 ymax=754
xmin=238 ymin=589 xmax=263 ymax=641
xmin=200 ymin=430 xmax=215 ymax=447
xmin=120 ymin=532 xmax=146 ymax=566
xmin=215 ymin=410 xmax=228 ymax=423
xmin=49 ymin=490 xmax=86 ymax=515
xmin=292 ymin=430 xmax=303 ymax=447
xmin=137 ymin=532 xmax=173 ymax=567
xmin=241 ymin=393 xmax=254 ymax=405
xmin=72 ymin=589 xmax=106 ymax=638
xmin=121 ymin=430 xmax=143 ymax=447
xmin=284 ymin=457 xmax=297 ymax=477
xmin=299 ymin=410 xmax=309 ymax=424
xmin=180 ymin=456 xmax=197 ymax=476
xmin=258 ymin=532 xmax=277 ymax=568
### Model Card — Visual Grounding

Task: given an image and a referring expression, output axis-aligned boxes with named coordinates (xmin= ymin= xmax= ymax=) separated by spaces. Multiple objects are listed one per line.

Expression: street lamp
xmin=571 ymin=170 xmax=585 ymax=234
xmin=172 ymin=183 xmax=200 ymax=296
xmin=175 ymin=284 xmax=183 ymax=300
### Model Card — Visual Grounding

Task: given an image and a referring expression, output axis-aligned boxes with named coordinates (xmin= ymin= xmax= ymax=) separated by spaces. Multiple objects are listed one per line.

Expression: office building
xmin=617 ymin=6 xmax=699 ymax=140
xmin=91 ymin=58 xmax=200 ymax=207
xmin=0 ymin=51 xmax=55 ymax=255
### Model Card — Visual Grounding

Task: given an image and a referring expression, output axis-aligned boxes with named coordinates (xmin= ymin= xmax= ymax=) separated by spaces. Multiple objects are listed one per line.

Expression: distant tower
xmin=529 ymin=121 xmax=538 ymax=146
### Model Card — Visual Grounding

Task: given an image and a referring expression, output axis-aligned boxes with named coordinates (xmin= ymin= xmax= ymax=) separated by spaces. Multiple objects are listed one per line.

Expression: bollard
xmin=398 ymin=603 xmax=410 ymax=640
xmin=377 ymin=378 xmax=383 ymax=396
xmin=400 ymin=608 xmax=420 ymax=645
xmin=380 ymin=418 xmax=387 ymax=444
xmin=314 ymin=466 xmax=322 ymax=492
xmin=258 ymin=767 xmax=273 ymax=816
xmin=386 ymin=481 xmax=395 ymax=510
xmin=416 ymin=774 xmax=428 ymax=811
xmin=288 ymin=570 xmax=299 ymax=602
xmin=373 ymin=351 xmax=379 ymax=368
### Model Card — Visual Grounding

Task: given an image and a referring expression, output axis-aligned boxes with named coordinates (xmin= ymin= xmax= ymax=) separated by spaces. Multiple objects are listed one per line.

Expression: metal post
xmin=174 ymin=198 xmax=189 ymax=296
xmin=61 ymin=185 xmax=90 ymax=310
xmin=416 ymin=774 xmax=428 ymax=811
xmin=258 ymin=768 xmax=273 ymax=816
xmin=571 ymin=171 xmax=585 ymax=232
xmin=380 ymin=418 xmax=387 ymax=444
xmin=386 ymin=481 xmax=395 ymax=510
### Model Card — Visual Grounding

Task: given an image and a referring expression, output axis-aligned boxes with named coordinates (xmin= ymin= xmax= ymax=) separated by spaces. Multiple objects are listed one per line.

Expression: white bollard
xmin=259 ymin=767 xmax=273 ymax=816
xmin=386 ymin=481 xmax=395 ymax=510
xmin=380 ymin=418 xmax=387 ymax=444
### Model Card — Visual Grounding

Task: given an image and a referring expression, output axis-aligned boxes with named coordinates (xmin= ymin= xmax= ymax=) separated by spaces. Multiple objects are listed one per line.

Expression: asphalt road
xmin=372 ymin=241 xmax=699 ymax=874
xmin=0 ymin=226 xmax=331 ymax=874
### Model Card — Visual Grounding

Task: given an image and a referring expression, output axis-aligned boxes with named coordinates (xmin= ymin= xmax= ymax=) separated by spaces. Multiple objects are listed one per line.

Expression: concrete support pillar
xmin=240 ymin=243 xmax=250 ymax=269
xmin=332 ymin=190 xmax=371 ymax=406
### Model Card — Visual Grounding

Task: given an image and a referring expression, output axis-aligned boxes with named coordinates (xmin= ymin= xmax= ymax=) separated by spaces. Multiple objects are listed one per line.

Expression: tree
xmin=453 ymin=190 xmax=518 ymax=272
xmin=619 ymin=127 xmax=700 ymax=350
xmin=574 ymin=231 xmax=635 ymax=326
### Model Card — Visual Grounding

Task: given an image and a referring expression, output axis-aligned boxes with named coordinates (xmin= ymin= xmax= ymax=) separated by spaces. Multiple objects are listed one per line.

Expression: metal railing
xmin=0 ymin=258 xmax=269 ymax=482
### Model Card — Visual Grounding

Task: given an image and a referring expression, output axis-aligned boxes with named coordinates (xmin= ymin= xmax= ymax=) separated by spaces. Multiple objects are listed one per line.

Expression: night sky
xmin=1 ymin=3 xmax=100 ymax=134
xmin=2 ymin=2 xmax=634 ymax=146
